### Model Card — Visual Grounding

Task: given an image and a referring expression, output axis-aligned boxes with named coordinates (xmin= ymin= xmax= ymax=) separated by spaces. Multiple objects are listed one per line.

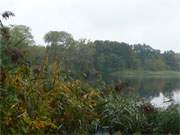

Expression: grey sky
xmin=1 ymin=0 xmax=180 ymax=52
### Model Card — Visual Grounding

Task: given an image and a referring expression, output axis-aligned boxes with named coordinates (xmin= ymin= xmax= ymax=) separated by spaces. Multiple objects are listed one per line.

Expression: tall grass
xmin=0 ymin=60 xmax=180 ymax=134
xmin=97 ymin=93 xmax=180 ymax=134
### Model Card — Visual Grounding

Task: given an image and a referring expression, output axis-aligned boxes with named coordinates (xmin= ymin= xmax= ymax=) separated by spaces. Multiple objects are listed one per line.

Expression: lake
xmin=109 ymin=71 xmax=180 ymax=107
xmin=119 ymin=77 xmax=180 ymax=108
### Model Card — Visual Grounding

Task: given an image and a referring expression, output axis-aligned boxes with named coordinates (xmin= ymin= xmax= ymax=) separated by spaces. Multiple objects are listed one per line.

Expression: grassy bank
xmin=111 ymin=70 xmax=180 ymax=79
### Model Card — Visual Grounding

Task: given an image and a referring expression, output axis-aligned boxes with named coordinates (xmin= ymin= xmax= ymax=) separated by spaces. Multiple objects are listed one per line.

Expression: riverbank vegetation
xmin=0 ymin=11 xmax=180 ymax=134
xmin=1 ymin=62 xmax=180 ymax=134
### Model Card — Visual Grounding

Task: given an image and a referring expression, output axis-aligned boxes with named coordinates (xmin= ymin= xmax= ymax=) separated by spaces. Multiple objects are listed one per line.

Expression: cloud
xmin=1 ymin=0 xmax=180 ymax=52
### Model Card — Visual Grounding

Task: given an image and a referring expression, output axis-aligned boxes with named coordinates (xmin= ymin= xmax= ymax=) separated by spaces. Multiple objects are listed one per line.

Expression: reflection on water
xmin=173 ymin=90 xmax=180 ymax=104
xmin=116 ymin=77 xmax=180 ymax=107
xmin=151 ymin=90 xmax=180 ymax=108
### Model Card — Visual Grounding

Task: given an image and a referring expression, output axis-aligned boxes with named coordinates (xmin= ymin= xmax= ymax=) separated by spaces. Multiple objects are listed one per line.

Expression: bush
xmin=97 ymin=93 xmax=180 ymax=135
xmin=0 ymin=59 xmax=101 ymax=134
xmin=155 ymin=104 xmax=180 ymax=134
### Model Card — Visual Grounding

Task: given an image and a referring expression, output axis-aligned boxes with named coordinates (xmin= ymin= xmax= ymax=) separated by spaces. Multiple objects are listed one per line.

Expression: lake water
xmin=119 ymin=77 xmax=180 ymax=108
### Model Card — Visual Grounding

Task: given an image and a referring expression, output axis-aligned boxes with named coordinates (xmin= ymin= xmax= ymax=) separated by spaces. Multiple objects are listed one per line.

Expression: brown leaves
xmin=29 ymin=119 xmax=57 ymax=129
xmin=141 ymin=103 xmax=156 ymax=114
xmin=2 ymin=59 xmax=101 ymax=133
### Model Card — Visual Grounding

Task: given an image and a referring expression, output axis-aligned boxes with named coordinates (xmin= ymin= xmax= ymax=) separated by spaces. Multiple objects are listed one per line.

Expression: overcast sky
xmin=1 ymin=0 xmax=180 ymax=52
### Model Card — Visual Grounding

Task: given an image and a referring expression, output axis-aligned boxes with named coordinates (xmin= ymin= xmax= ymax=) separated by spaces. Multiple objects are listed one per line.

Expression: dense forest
xmin=0 ymin=11 xmax=180 ymax=135
xmin=1 ymin=23 xmax=180 ymax=83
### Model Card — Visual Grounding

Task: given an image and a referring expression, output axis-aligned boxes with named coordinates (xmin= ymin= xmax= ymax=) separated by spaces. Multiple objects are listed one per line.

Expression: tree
xmin=0 ymin=11 xmax=15 ymax=45
xmin=0 ymin=11 xmax=15 ymax=67
xmin=44 ymin=31 xmax=74 ymax=47
xmin=9 ymin=25 xmax=34 ymax=47
xmin=132 ymin=44 xmax=166 ymax=70
xmin=44 ymin=31 xmax=74 ymax=61
xmin=1 ymin=12 xmax=34 ymax=67
xmin=163 ymin=51 xmax=179 ymax=70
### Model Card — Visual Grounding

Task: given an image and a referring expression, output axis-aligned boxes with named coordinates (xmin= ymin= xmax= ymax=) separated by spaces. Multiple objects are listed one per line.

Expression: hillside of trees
xmin=1 ymin=24 xmax=179 ymax=83
xmin=1 ymin=25 xmax=180 ymax=74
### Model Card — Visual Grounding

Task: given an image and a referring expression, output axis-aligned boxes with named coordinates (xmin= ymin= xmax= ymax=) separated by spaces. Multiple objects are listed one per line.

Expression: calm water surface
xmin=119 ymin=77 xmax=180 ymax=108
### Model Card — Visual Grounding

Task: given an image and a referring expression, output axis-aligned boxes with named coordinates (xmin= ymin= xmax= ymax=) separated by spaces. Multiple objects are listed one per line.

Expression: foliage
xmin=0 ymin=58 xmax=102 ymax=134
xmin=44 ymin=31 xmax=74 ymax=47
xmin=97 ymin=93 xmax=180 ymax=135
xmin=154 ymin=104 xmax=180 ymax=134
xmin=9 ymin=25 xmax=35 ymax=47
xmin=42 ymin=38 xmax=180 ymax=84
xmin=1 ymin=61 xmax=180 ymax=134
xmin=99 ymin=94 xmax=146 ymax=134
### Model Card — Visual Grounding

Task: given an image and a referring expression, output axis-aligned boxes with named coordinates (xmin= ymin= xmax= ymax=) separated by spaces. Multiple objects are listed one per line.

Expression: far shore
xmin=111 ymin=70 xmax=180 ymax=79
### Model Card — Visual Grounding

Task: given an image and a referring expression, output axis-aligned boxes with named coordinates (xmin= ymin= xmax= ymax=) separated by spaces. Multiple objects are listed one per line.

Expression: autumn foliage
xmin=0 ymin=55 xmax=103 ymax=134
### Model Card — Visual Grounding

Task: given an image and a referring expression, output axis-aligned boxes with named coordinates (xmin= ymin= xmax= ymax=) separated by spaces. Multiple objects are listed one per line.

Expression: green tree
xmin=0 ymin=11 xmax=15 ymax=67
xmin=163 ymin=51 xmax=179 ymax=70
xmin=44 ymin=31 xmax=73 ymax=47
xmin=44 ymin=31 xmax=74 ymax=61
xmin=9 ymin=25 xmax=34 ymax=47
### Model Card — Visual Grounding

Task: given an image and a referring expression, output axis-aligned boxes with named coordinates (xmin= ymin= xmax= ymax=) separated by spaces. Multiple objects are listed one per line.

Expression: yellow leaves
xmin=2 ymin=58 xmax=101 ymax=133
xmin=30 ymin=120 xmax=46 ymax=129
xmin=5 ymin=70 xmax=29 ymax=92
xmin=29 ymin=119 xmax=57 ymax=129
xmin=18 ymin=106 xmax=26 ymax=114
xmin=13 ymin=77 xmax=24 ymax=90
xmin=10 ymin=103 xmax=18 ymax=109
xmin=83 ymin=93 xmax=88 ymax=99
xmin=16 ymin=65 xmax=30 ymax=75
xmin=75 ymin=80 xmax=81 ymax=85
xmin=51 ymin=58 xmax=61 ymax=81
xmin=83 ymin=90 xmax=99 ymax=100
xmin=88 ymin=90 xmax=99 ymax=98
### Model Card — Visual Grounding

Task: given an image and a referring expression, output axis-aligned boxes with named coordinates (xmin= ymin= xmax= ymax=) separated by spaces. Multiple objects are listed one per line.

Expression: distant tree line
xmin=1 ymin=24 xmax=180 ymax=82
xmin=42 ymin=30 xmax=180 ymax=81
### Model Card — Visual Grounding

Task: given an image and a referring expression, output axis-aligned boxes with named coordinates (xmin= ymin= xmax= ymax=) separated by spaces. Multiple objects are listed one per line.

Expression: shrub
xmin=0 ymin=59 xmax=101 ymax=134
